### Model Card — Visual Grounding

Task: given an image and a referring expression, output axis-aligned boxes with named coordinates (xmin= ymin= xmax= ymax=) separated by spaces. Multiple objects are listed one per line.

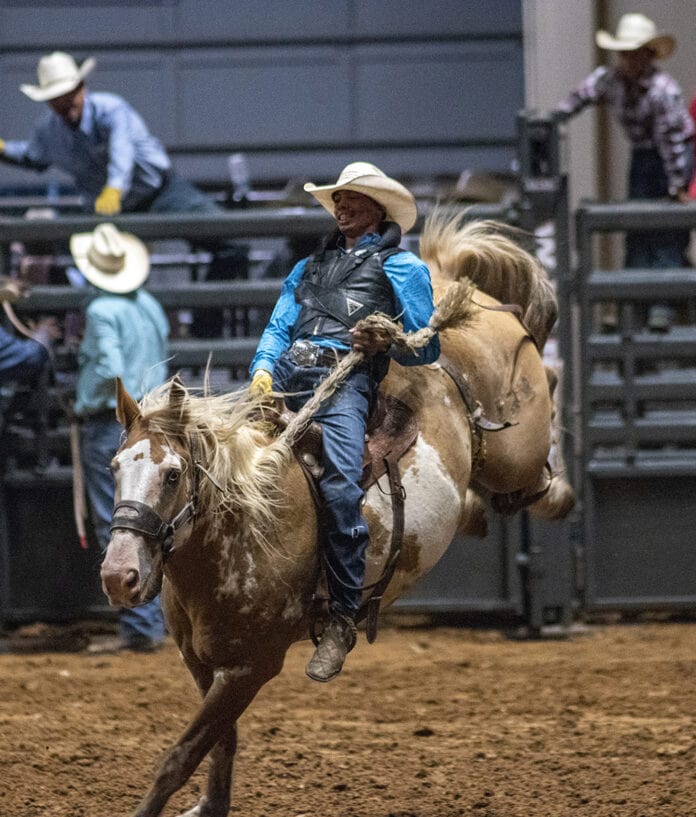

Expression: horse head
xmin=100 ymin=376 xmax=197 ymax=609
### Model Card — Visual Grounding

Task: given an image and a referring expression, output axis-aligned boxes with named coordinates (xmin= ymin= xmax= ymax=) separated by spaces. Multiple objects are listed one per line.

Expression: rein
xmin=110 ymin=433 xmax=204 ymax=561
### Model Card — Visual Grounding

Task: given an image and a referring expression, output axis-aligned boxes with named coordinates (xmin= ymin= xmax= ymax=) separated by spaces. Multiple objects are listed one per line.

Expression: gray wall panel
xmin=0 ymin=2 xmax=523 ymax=190
xmin=176 ymin=48 xmax=351 ymax=146
xmin=172 ymin=0 xmax=349 ymax=41
xmin=0 ymin=5 xmax=169 ymax=48
xmin=355 ymin=0 xmax=522 ymax=37
xmin=355 ymin=42 xmax=523 ymax=143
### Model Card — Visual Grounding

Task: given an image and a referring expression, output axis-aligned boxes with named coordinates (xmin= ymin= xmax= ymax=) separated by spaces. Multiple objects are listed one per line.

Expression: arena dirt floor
xmin=1 ymin=615 xmax=695 ymax=817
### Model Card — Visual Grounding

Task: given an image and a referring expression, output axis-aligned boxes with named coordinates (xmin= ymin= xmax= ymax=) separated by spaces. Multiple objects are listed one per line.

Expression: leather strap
xmin=438 ymin=354 xmax=513 ymax=432
xmin=361 ymin=451 xmax=406 ymax=643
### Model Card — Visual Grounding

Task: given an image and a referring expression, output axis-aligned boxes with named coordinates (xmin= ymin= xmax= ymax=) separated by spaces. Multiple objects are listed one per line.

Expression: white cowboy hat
xmin=303 ymin=162 xmax=418 ymax=234
xmin=21 ymin=51 xmax=96 ymax=102
xmin=70 ymin=223 xmax=150 ymax=294
xmin=595 ymin=13 xmax=675 ymax=59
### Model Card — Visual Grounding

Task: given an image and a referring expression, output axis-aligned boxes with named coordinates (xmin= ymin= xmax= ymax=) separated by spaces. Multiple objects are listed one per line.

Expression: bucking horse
xmin=100 ymin=208 xmax=575 ymax=817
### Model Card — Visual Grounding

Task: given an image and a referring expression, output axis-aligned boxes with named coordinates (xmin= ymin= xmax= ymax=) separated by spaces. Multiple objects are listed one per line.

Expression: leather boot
xmin=306 ymin=610 xmax=357 ymax=683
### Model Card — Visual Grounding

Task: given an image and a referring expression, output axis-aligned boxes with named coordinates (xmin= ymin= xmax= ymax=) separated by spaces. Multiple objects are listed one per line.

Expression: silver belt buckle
xmin=290 ymin=340 xmax=319 ymax=367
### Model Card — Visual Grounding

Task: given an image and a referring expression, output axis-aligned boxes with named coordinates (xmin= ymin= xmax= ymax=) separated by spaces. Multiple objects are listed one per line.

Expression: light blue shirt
xmin=74 ymin=288 xmax=169 ymax=416
xmin=250 ymin=233 xmax=440 ymax=375
xmin=3 ymin=91 xmax=170 ymax=207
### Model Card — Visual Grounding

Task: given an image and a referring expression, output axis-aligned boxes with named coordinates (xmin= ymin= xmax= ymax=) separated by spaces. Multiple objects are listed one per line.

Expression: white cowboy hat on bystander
xmin=595 ymin=13 xmax=675 ymax=59
xmin=70 ymin=223 xmax=150 ymax=294
xmin=21 ymin=51 xmax=96 ymax=102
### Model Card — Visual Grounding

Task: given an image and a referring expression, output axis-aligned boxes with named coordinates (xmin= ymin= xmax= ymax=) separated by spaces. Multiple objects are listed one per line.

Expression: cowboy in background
xmin=0 ymin=51 xmax=219 ymax=217
xmin=249 ymin=162 xmax=440 ymax=682
xmin=554 ymin=12 xmax=695 ymax=332
xmin=0 ymin=276 xmax=58 ymax=386
xmin=0 ymin=51 xmax=247 ymax=338
xmin=71 ymin=223 xmax=169 ymax=653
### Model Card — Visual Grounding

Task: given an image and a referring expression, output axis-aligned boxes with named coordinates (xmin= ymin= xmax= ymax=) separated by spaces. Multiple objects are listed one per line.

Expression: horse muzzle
xmin=101 ymin=530 xmax=158 ymax=608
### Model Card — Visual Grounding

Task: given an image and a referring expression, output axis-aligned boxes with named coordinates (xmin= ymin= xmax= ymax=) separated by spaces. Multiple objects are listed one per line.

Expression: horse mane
xmin=138 ymin=381 xmax=292 ymax=560
xmin=419 ymin=207 xmax=558 ymax=349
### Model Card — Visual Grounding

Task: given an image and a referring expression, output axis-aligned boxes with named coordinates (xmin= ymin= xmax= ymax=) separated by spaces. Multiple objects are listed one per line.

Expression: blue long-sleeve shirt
xmin=74 ymin=289 xmax=169 ymax=416
xmin=2 ymin=91 xmax=170 ymax=208
xmin=251 ymin=233 xmax=440 ymax=375
xmin=0 ymin=325 xmax=49 ymax=385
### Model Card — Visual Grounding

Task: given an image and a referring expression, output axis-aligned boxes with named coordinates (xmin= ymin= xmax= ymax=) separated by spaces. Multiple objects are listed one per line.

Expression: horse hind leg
xmin=458 ymin=488 xmax=488 ymax=538
xmin=491 ymin=462 xmax=575 ymax=521
xmin=529 ymin=364 xmax=576 ymax=520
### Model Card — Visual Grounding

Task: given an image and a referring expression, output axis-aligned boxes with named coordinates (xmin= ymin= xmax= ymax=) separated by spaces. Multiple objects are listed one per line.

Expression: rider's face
xmin=332 ymin=190 xmax=386 ymax=244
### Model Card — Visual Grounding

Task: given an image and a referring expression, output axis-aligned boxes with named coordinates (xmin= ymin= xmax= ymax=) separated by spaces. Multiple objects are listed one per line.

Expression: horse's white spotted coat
xmin=365 ymin=434 xmax=462 ymax=584
xmin=115 ymin=438 xmax=180 ymax=507
xmin=214 ymin=666 xmax=252 ymax=681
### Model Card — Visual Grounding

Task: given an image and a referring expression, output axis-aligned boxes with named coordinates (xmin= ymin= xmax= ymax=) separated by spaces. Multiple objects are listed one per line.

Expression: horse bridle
xmin=109 ymin=433 xmax=202 ymax=561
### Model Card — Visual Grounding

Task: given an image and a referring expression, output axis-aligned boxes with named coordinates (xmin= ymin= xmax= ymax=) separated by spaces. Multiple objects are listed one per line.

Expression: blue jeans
xmin=273 ymin=353 xmax=378 ymax=617
xmin=626 ymin=147 xmax=692 ymax=269
xmin=80 ymin=416 xmax=164 ymax=644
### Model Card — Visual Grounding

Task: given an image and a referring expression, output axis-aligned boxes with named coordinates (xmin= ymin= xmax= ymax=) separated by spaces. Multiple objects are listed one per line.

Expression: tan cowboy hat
xmin=21 ymin=51 xmax=96 ymax=102
xmin=595 ymin=13 xmax=675 ymax=59
xmin=303 ymin=162 xmax=418 ymax=234
xmin=70 ymin=223 xmax=150 ymax=294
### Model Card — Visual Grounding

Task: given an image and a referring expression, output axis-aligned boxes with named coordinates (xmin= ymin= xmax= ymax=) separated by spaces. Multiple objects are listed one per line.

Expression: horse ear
xmin=168 ymin=375 xmax=190 ymax=424
xmin=115 ymin=376 xmax=142 ymax=431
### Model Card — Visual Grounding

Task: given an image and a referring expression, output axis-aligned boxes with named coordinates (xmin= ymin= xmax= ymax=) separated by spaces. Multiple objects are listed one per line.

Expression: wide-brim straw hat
xmin=595 ymin=13 xmax=675 ymax=59
xmin=21 ymin=51 xmax=96 ymax=102
xmin=70 ymin=223 xmax=150 ymax=294
xmin=304 ymin=162 xmax=418 ymax=234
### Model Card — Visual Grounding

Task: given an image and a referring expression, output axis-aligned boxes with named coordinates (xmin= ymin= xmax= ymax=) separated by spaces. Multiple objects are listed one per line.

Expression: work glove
xmin=0 ymin=138 xmax=5 ymax=155
xmin=0 ymin=276 xmax=26 ymax=303
xmin=249 ymin=369 xmax=273 ymax=398
xmin=94 ymin=186 xmax=122 ymax=215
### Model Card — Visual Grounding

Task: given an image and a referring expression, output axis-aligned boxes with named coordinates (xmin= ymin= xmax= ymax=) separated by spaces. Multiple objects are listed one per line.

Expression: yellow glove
xmin=0 ymin=138 xmax=5 ymax=155
xmin=250 ymin=369 xmax=273 ymax=397
xmin=94 ymin=186 xmax=122 ymax=215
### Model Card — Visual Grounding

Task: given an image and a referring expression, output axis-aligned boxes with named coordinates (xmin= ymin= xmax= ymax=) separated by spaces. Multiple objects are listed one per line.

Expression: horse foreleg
xmin=131 ymin=673 xmax=259 ymax=817
xmin=173 ymin=726 xmax=238 ymax=817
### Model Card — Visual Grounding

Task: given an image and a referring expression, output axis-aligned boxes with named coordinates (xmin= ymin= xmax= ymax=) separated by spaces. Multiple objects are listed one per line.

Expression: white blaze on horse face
xmin=365 ymin=434 xmax=461 ymax=584
xmin=115 ymin=438 xmax=181 ymax=507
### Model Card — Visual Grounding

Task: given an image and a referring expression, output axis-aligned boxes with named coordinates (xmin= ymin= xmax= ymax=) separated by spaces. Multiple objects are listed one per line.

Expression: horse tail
xmin=419 ymin=207 xmax=558 ymax=349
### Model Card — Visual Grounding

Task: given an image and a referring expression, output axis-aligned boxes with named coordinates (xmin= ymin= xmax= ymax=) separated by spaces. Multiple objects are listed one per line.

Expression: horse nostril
xmin=125 ymin=570 xmax=139 ymax=589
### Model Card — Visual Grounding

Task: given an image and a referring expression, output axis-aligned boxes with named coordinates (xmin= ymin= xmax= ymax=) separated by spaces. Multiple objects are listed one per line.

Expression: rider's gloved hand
xmin=94 ymin=186 xmax=122 ymax=215
xmin=249 ymin=369 xmax=273 ymax=397
xmin=0 ymin=138 xmax=5 ymax=155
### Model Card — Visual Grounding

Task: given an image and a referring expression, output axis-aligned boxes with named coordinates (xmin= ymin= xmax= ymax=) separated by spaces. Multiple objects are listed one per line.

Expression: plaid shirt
xmin=557 ymin=65 xmax=694 ymax=194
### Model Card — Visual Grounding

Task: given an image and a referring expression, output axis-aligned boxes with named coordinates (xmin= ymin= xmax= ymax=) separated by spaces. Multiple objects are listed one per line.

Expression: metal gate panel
xmin=585 ymin=475 xmax=696 ymax=610
xmin=0 ymin=473 xmax=109 ymax=624
xmin=398 ymin=518 xmax=523 ymax=615
xmin=575 ymin=203 xmax=696 ymax=613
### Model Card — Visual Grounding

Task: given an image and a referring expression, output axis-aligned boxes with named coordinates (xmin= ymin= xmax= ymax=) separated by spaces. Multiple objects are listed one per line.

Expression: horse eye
xmin=166 ymin=469 xmax=181 ymax=485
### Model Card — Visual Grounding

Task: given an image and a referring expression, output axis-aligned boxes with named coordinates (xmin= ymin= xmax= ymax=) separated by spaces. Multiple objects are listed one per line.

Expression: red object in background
xmin=690 ymin=95 xmax=696 ymax=199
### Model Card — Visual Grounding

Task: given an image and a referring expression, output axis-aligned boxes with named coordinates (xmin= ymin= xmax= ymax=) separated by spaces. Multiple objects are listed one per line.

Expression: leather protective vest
xmin=291 ymin=221 xmax=402 ymax=345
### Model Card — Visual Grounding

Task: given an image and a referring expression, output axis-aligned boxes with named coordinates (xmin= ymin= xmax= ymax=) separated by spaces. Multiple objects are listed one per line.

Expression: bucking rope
xmin=279 ymin=278 xmax=476 ymax=448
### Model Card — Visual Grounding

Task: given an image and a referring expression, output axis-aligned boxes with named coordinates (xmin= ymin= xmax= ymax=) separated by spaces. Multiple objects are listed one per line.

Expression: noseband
xmin=110 ymin=434 xmax=202 ymax=561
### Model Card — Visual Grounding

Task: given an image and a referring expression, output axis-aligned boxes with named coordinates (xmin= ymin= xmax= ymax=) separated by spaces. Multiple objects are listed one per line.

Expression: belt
xmin=288 ymin=340 xmax=348 ymax=368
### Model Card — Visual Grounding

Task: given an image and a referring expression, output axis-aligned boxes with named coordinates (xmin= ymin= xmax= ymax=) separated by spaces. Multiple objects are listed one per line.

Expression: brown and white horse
xmin=101 ymin=210 xmax=574 ymax=817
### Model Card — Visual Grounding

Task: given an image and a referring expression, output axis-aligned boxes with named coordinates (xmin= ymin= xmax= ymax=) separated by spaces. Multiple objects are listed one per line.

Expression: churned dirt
xmin=1 ymin=617 xmax=695 ymax=817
